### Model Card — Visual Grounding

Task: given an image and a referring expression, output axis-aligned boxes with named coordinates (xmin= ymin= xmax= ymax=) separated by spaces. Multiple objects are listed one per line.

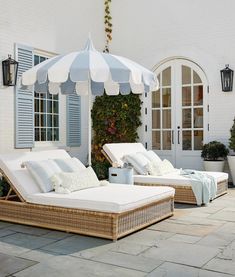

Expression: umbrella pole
xmin=88 ymin=78 xmax=92 ymax=166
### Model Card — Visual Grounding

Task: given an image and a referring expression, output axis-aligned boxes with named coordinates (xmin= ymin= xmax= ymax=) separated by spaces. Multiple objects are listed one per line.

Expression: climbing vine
xmin=104 ymin=0 xmax=112 ymax=53
xmin=91 ymin=93 xmax=142 ymax=179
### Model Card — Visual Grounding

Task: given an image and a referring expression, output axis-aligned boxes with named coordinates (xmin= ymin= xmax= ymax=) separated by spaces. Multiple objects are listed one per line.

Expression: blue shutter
xmin=15 ymin=44 xmax=34 ymax=148
xmin=67 ymin=95 xmax=81 ymax=147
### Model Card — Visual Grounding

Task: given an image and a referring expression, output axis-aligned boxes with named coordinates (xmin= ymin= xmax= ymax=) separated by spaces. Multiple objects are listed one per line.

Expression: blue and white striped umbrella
xmin=22 ymin=38 xmax=158 ymax=95
xmin=21 ymin=38 xmax=158 ymax=165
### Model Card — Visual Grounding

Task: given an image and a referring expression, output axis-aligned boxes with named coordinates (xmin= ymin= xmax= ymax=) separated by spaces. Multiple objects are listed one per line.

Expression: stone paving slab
xmin=149 ymin=221 xmax=219 ymax=236
xmin=0 ymin=228 xmax=16 ymax=238
xmin=6 ymin=224 xmax=51 ymax=236
xmin=196 ymin=232 xmax=235 ymax=248
xmin=41 ymin=234 xmax=114 ymax=258
xmin=141 ymin=240 xmax=220 ymax=267
xmin=0 ymin=233 xmax=55 ymax=256
xmin=167 ymin=233 xmax=202 ymax=244
xmin=209 ymin=208 xmax=235 ymax=222
xmin=204 ymin=257 xmax=235 ymax=275
xmin=13 ymin=255 xmax=146 ymax=277
xmin=92 ymin=251 xmax=163 ymax=273
xmin=110 ymin=241 xmax=150 ymax=255
xmin=147 ymin=261 xmax=232 ymax=277
xmin=121 ymin=229 xmax=174 ymax=246
xmin=0 ymin=253 xmax=36 ymax=277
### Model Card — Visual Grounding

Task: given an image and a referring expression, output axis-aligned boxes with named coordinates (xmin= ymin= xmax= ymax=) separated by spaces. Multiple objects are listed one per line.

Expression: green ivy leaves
xmin=91 ymin=93 xmax=142 ymax=179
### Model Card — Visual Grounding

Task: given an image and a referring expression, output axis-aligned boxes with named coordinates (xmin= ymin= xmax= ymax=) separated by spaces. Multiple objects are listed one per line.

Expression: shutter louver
xmin=67 ymin=95 xmax=81 ymax=147
xmin=15 ymin=44 xmax=34 ymax=148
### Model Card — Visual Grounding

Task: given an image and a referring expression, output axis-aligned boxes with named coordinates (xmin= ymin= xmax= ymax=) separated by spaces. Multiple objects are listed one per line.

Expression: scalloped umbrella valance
xmin=21 ymin=37 xmax=158 ymax=165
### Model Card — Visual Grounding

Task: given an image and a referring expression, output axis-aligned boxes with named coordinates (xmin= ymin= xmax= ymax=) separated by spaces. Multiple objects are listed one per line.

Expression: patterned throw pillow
xmin=24 ymin=160 xmax=62 ymax=192
xmin=51 ymin=166 xmax=101 ymax=194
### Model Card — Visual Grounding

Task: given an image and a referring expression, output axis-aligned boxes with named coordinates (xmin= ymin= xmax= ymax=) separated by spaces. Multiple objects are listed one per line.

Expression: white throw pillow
xmin=149 ymin=159 xmax=175 ymax=176
xmin=138 ymin=150 xmax=162 ymax=164
xmin=51 ymin=166 xmax=101 ymax=194
xmin=124 ymin=153 xmax=150 ymax=175
xmin=53 ymin=157 xmax=85 ymax=172
xmin=24 ymin=160 xmax=62 ymax=192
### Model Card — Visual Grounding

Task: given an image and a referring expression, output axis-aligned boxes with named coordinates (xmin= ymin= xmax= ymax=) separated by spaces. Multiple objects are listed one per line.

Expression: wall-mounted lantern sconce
xmin=220 ymin=64 xmax=234 ymax=92
xmin=2 ymin=55 xmax=19 ymax=86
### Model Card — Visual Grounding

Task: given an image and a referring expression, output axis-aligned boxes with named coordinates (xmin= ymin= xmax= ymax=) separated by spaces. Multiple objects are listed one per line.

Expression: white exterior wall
xmin=0 ymin=0 xmax=235 ymax=167
xmin=0 ymin=0 xmax=103 ymax=163
xmin=110 ymin=0 xmax=235 ymax=147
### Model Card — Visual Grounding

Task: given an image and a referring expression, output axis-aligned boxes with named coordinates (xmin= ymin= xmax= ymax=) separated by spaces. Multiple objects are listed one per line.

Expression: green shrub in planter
xmin=201 ymin=141 xmax=229 ymax=161
xmin=229 ymin=117 xmax=235 ymax=152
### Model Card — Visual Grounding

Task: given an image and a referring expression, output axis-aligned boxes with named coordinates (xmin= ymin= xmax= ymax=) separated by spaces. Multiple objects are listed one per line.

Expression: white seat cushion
xmin=134 ymin=170 xmax=228 ymax=186
xmin=26 ymin=184 xmax=175 ymax=213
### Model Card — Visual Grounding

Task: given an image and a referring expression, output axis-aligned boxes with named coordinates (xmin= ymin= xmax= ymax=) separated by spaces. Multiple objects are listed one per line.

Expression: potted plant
xmin=201 ymin=141 xmax=229 ymax=172
xmin=228 ymin=117 xmax=235 ymax=184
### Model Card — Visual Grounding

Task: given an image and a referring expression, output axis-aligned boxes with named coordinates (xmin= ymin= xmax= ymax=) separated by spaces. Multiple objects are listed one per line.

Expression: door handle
xmin=177 ymin=126 xmax=180 ymax=144
xmin=172 ymin=130 xmax=174 ymax=144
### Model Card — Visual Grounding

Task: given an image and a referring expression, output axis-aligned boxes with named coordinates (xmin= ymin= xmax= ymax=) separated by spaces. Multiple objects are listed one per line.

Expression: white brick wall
xmin=1 ymin=0 xmax=235 ymax=166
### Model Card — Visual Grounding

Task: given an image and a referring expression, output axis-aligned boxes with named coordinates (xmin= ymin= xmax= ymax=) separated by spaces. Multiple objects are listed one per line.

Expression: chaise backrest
xmin=103 ymin=143 xmax=147 ymax=167
xmin=0 ymin=150 xmax=71 ymax=200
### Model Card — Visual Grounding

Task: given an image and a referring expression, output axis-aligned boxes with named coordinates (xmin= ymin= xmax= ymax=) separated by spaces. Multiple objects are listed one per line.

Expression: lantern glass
xmin=2 ymin=55 xmax=18 ymax=86
xmin=220 ymin=65 xmax=234 ymax=92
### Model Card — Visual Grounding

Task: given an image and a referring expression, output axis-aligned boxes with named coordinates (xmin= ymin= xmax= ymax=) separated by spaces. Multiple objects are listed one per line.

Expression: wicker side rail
xmin=0 ymin=197 xmax=174 ymax=241
xmin=0 ymin=169 xmax=174 ymax=240
xmin=135 ymin=180 xmax=228 ymax=205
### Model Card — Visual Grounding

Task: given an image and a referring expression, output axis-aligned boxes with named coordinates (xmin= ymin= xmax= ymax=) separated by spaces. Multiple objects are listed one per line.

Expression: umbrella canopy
xmin=21 ymin=38 xmax=158 ymax=164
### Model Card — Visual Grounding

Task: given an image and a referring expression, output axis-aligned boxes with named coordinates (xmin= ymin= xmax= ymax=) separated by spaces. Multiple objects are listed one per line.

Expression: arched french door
xmin=150 ymin=59 xmax=208 ymax=170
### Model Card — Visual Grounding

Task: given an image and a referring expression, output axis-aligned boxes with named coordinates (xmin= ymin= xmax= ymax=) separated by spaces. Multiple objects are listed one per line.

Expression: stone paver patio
xmin=0 ymin=188 xmax=235 ymax=277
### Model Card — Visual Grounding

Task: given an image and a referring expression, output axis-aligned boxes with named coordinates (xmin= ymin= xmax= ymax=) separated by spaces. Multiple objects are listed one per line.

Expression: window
xmin=34 ymin=54 xmax=59 ymax=142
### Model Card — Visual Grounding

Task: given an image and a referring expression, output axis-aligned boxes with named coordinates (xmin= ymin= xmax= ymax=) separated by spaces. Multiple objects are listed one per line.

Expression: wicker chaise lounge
xmin=0 ymin=150 xmax=174 ymax=240
xmin=102 ymin=143 xmax=228 ymax=205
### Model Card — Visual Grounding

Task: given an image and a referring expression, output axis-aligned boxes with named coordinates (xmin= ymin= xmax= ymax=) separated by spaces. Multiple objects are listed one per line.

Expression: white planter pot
xmin=203 ymin=160 xmax=225 ymax=172
xmin=228 ymin=156 xmax=235 ymax=185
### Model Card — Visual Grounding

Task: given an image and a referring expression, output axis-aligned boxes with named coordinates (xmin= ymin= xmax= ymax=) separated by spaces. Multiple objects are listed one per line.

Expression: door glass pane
xmin=182 ymin=131 xmax=192 ymax=150
xmin=152 ymin=131 xmax=161 ymax=150
xmin=162 ymin=88 xmax=171 ymax=107
xmin=47 ymin=128 xmax=53 ymax=141
xmin=152 ymin=90 xmax=160 ymax=108
xmin=182 ymin=109 xmax=191 ymax=128
xmin=182 ymin=87 xmax=191 ymax=106
xmin=193 ymin=71 xmax=202 ymax=84
xmin=182 ymin=66 xmax=191 ymax=84
xmin=162 ymin=67 xmax=171 ymax=86
xmin=194 ymin=108 xmax=203 ymax=128
xmin=35 ymin=128 xmax=40 ymax=141
xmin=194 ymin=130 xmax=203 ymax=150
xmin=162 ymin=110 xmax=171 ymax=128
xmin=152 ymin=110 xmax=160 ymax=129
xmin=41 ymin=128 xmax=46 ymax=141
xmin=162 ymin=131 xmax=171 ymax=150
xmin=193 ymin=85 xmax=203 ymax=106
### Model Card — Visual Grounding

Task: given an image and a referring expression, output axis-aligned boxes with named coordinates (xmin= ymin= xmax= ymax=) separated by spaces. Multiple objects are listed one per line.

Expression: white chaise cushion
xmin=24 ymin=160 xmax=62 ymax=192
xmin=53 ymin=157 xmax=85 ymax=172
xmin=124 ymin=152 xmax=150 ymax=175
xmin=51 ymin=166 xmax=100 ymax=194
xmin=26 ymin=184 xmax=175 ymax=213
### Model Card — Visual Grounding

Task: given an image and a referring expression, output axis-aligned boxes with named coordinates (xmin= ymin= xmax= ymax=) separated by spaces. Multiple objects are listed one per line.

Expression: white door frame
xmin=147 ymin=58 xmax=209 ymax=169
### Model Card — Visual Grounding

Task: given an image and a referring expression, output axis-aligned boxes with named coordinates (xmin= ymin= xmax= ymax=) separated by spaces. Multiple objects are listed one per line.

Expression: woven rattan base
xmin=0 ymin=197 xmax=174 ymax=240
xmin=135 ymin=180 xmax=228 ymax=205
